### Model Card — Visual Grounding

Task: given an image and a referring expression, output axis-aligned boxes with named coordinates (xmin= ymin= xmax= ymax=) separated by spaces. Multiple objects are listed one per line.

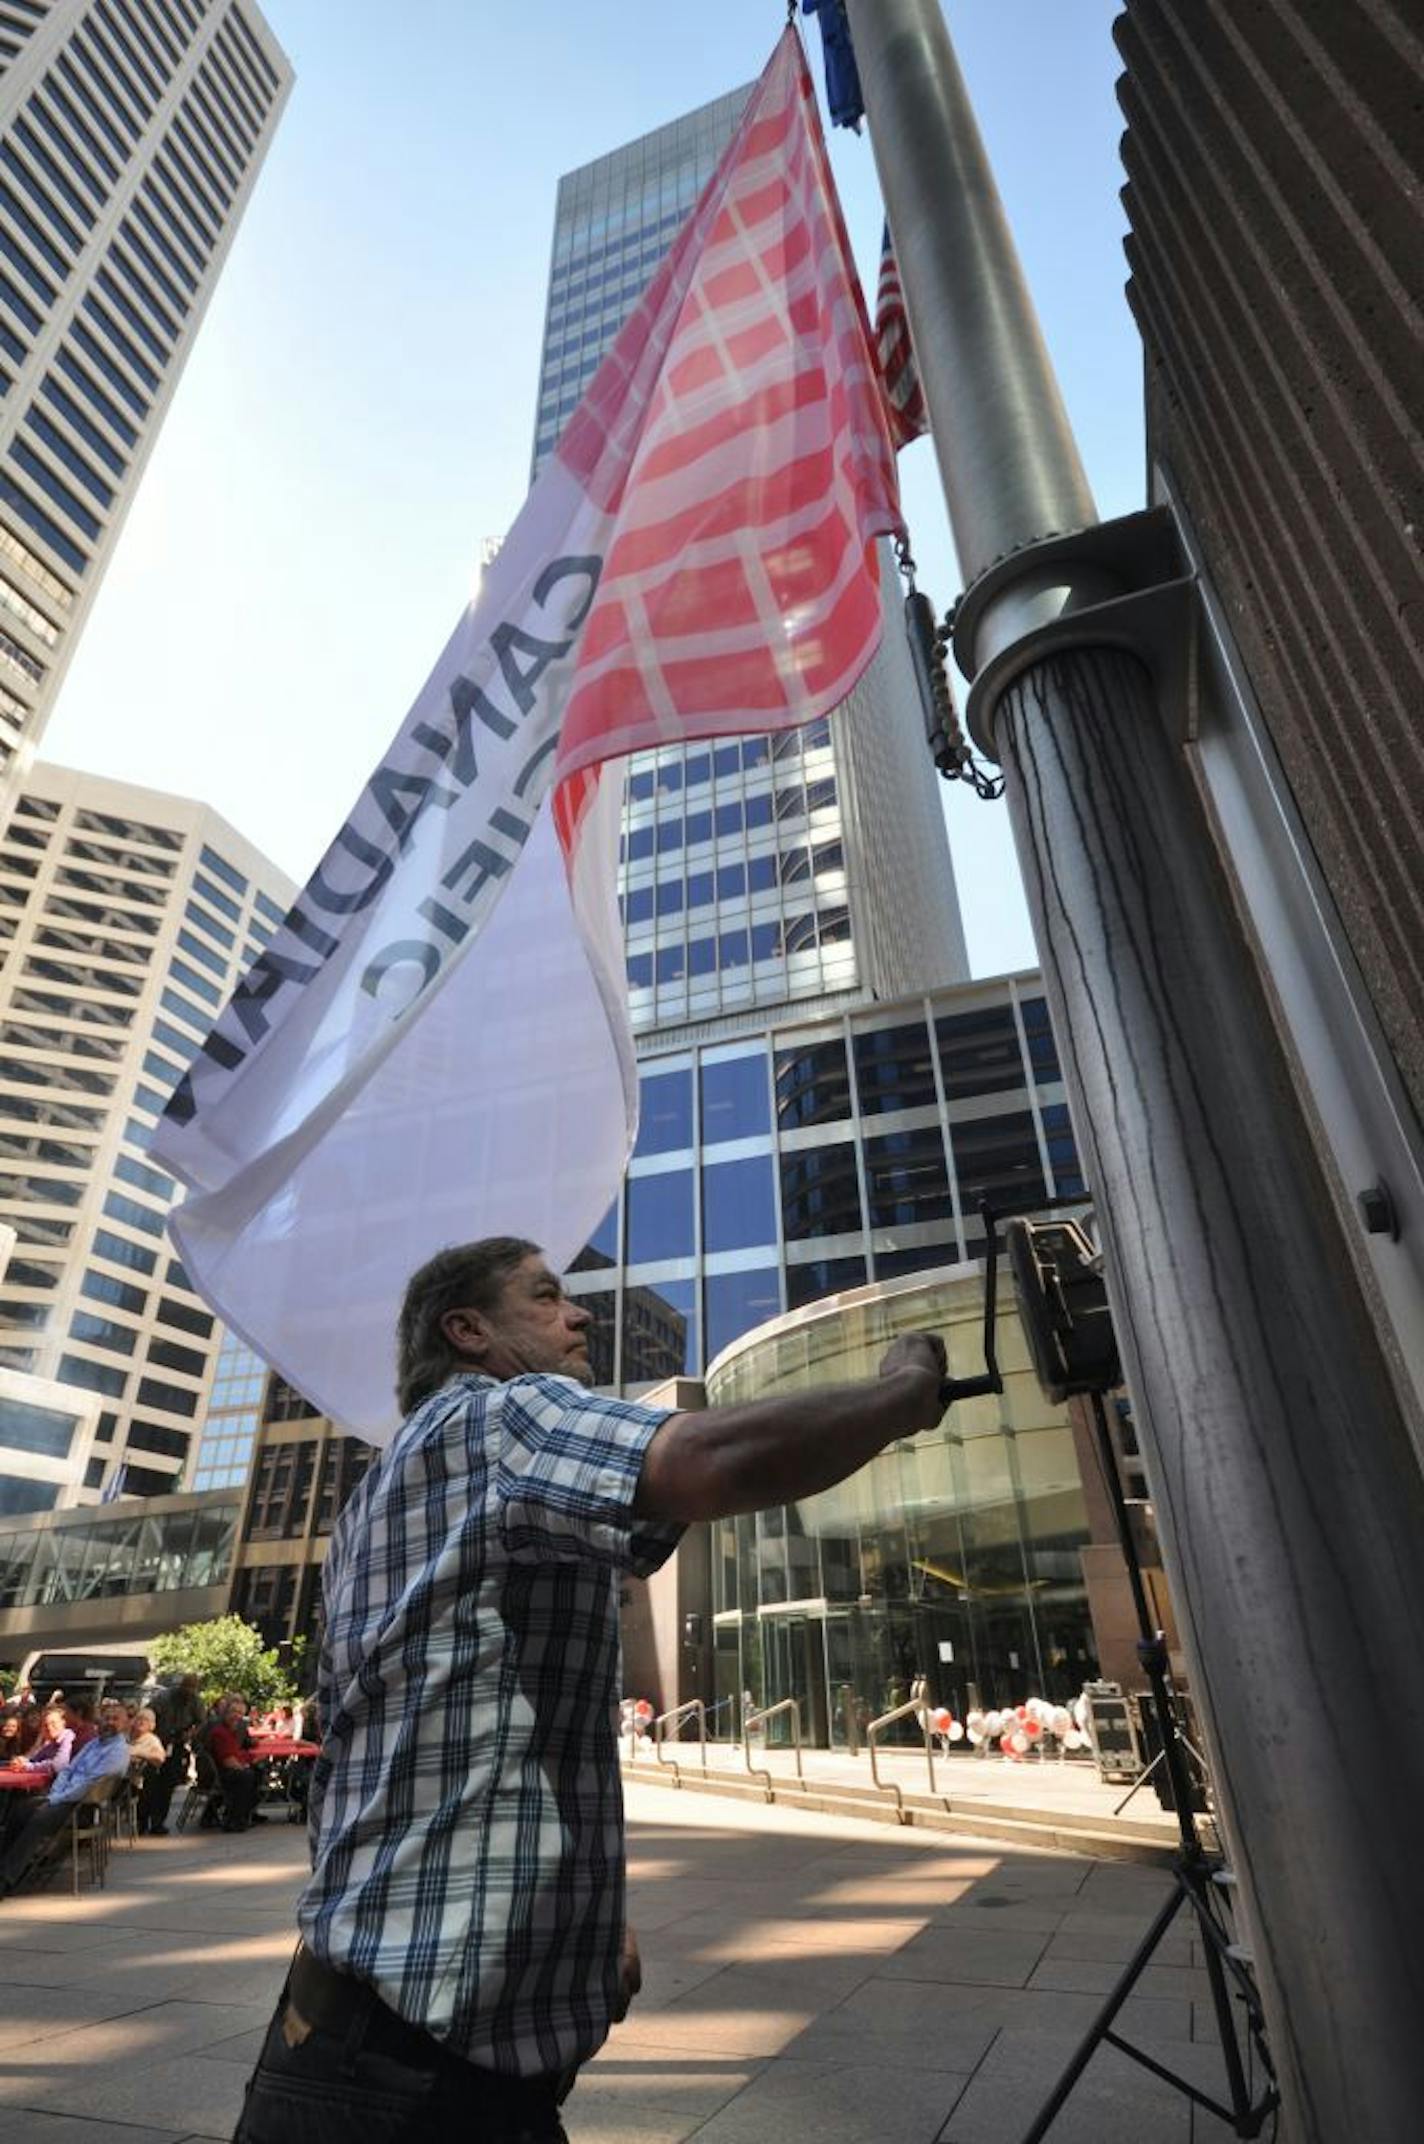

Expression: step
xmin=622 ymin=1758 xmax=1186 ymax=1867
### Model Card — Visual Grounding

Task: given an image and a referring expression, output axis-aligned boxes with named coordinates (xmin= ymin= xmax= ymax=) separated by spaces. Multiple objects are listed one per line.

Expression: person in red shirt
xmin=207 ymin=1697 xmax=260 ymax=1833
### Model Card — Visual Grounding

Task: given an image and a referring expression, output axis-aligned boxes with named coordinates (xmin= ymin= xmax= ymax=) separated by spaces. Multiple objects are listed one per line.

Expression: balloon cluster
xmin=619 ymin=1696 xmax=655 ymax=1755
xmin=961 ymin=1696 xmax=1090 ymax=1758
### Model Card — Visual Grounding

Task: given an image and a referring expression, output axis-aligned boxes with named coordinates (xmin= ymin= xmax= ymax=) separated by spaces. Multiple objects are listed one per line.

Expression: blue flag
xmin=802 ymin=0 xmax=864 ymax=129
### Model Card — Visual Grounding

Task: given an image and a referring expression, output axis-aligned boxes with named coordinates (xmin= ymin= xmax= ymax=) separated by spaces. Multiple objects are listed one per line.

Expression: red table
xmin=248 ymin=1740 xmax=319 ymax=1761
xmin=0 ymin=1765 xmax=50 ymax=1791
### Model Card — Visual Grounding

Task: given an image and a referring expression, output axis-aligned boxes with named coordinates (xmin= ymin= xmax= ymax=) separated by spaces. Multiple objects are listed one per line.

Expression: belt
xmin=284 ymin=1944 xmax=567 ymax=2112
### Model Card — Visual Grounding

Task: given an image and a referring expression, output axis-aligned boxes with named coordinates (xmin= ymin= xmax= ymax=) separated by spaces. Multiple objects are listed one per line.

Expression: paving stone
xmin=0 ymin=1985 xmax=170 ymax=2057
xmin=578 ymin=2041 xmax=769 ymax=2122
xmin=0 ymin=2117 xmax=186 ymax=2144
xmin=693 ymin=2054 xmax=964 ymax=2144
xmin=1026 ymin=1956 xmax=1211 ymax=2003
xmin=938 ymin=2028 xmax=1202 ymax=2143
xmin=877 ymin=1924 xmax=1052 ymax=1988
xmin=1042 ymin=1922 xmax=1193 ymax=1967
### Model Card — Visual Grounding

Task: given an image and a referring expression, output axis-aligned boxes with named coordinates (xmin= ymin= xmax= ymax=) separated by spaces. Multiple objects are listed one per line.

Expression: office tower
xmin=0 ymin=761 xmax=293 ymax=1513
xmin=0 ymin=1 xmax=291 ymax=810
xmin=533 ymin=86 xmax=970 ymax=1044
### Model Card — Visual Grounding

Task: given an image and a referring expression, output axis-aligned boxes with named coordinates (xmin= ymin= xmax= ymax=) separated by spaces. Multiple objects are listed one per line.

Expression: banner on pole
xmin=153 ymin=28 xmax=902 ymax=1440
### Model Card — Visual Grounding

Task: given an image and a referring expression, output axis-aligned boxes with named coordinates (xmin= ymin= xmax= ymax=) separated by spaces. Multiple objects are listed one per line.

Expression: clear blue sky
xmin=43 ymin=0 xmax=1141 ymax=979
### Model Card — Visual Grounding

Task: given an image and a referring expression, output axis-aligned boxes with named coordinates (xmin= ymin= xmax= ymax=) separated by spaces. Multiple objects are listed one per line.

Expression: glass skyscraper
xmin=0 ymin=0 xmax=291 ymax=812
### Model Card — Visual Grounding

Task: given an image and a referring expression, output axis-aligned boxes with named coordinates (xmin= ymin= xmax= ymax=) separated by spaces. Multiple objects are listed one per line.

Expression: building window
xmin=314 ymin=1437 xmax=373 ymax=1534
xmin=936 ymin=1005 xmax=1026 ymax=1100
xmin=263 ymin=1376 xmax=319 ymax=1424
xmin=633 ymin=1066 xmax=692 ymax=1156
xmin=704 ymin=1267 xmax=781 ymax=1364
xmin=245 ymin=1441 xmax=316 ymax=1539
xmin=703 ymin=1155 xmax=776 ymax=1254
xmin=778 ymin=1143 xmax=862 ymax=1241
xmin=786 ymin=1255 xmax=866 ymax=1309
xmin=0 ymin=1394 xmax=76 ymax=1458
xmin=853 ymin=1022 xmax=938 ymax=1117
xmin=950 ymin=1111 xmax=1049 ymax=1221
xmin=622 ymin=1276 xmax=695 ymax=1383
xmin=625 ymin=1169 xmax=694 ymax=1266
xmin=864 ymin=1126 xmax=953 ymax=1230
xmin=700 ymin=1052 xmax=770 ymax=1145
xmin=775 ymin=1039 xmax=851 ymax=1130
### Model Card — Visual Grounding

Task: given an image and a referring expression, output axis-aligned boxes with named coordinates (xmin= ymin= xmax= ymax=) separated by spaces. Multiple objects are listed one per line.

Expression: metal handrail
xmin=866 ymin=1696 xmax=946 ymax=1821
xmin=740 ymin=1697 xmax=803 ymax=1801
xmin=653 ymin=1699 xmax=707 ymax=1787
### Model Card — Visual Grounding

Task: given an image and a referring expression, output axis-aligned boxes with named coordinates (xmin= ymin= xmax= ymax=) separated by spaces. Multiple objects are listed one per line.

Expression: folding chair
xmin=176 ymin=1743 xmax=224 ymax=1833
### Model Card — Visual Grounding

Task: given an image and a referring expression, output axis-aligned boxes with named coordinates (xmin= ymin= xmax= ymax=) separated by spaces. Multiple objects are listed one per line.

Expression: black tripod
xmin=1019 ymin=1384 xmax=1279 ymax=2141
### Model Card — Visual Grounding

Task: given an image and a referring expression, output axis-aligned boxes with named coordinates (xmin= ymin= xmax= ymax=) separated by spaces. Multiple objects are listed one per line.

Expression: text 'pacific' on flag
xmin=151 ymin=25 xmax=907 ymax=1440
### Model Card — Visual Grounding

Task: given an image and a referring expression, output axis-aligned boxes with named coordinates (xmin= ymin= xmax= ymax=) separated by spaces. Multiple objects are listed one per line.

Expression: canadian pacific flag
xmin=152 ymin=28 xmax=903 ymax=1440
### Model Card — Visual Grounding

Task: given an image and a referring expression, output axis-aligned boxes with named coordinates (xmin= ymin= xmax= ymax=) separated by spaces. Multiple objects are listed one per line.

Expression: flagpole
xmin=842 ymin=4 xmax=1424 ymax=2141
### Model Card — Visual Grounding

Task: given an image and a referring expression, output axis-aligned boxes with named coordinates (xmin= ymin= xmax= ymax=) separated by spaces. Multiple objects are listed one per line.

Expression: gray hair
xmin=396 ymin=1238 xmax=539 ymax=1416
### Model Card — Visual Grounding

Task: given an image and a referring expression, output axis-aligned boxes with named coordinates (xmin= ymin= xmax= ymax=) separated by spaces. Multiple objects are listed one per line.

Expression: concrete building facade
xmin=0 ymin=0 xmax=291 ymax=809
xmin=0 ymin=760 xmax=292 ymax=1512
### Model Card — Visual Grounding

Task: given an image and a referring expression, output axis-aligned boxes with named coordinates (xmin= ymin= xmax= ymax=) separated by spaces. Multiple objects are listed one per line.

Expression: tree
xmin=149 ymin=1615 xmax=295 ymax=1709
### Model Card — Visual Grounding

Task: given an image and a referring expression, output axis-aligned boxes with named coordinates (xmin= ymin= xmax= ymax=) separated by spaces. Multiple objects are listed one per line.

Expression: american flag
xmin=875 ymin=221 xmax=928 ymax=449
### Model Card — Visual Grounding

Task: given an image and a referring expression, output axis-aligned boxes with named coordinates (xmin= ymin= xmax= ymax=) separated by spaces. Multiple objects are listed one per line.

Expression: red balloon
xmin=931 ymin=1707 xmax=952 ymax=1734
xmin=634 ymin=1699 xmax=653 ymax=1720
xmin=1015 ymin=1705 xmax=1029 ymax=1721
xmin=1024 ymin=1718 xmax=1043 ymax=1737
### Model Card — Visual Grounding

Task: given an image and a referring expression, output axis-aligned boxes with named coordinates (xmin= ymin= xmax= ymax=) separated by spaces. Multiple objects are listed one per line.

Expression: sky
xmin=41 ymin=0 xmax=1142 ymax=980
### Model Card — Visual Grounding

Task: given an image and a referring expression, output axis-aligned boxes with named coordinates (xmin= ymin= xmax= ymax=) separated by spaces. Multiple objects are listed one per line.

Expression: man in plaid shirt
xmin=234 ymin=1236 xmax=946 ymax=2143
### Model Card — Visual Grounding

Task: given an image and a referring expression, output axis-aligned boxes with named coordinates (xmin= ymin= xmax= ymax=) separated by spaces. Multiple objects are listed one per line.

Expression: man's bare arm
xmin=634 ymin=1332 xmax=947 ymax=1523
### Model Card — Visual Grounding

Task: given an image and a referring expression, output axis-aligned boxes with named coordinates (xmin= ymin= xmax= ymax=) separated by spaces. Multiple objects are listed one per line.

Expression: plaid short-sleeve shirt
xmin=296 ymin=1371 xmax=682 ymax=2077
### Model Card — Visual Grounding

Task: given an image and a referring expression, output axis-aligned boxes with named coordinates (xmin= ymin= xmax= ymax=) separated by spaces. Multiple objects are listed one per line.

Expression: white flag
xmin=153 ymin=29 xmax=902 ymax=1440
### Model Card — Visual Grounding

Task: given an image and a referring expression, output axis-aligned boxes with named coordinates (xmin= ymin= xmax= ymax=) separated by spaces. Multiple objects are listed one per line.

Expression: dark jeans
xmin=139 ymin=1747 xmax=186 ymax=1831
xmin=219 ymin=1764 xmax=260 ymax=1829
xmin=233 ymin=1972 xmax=568 ymax=2143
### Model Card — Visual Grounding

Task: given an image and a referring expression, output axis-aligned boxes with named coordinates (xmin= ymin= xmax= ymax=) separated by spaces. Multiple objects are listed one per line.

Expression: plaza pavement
xmin=0 ymin=1779 xmax=1248 ymax=2144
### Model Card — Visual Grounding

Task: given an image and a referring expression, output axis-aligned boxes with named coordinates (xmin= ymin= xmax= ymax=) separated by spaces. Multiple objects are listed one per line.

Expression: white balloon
xmin=1010 ymin=1728 xmax=1030 ymax=1754
xmin=984 ymin=1710 xmax=1003 ymax=1736
xmin=1064 ymin=1728 xmax=1086 ymax=1751
xmin=1072 ymin=1696 xmax=1087 ymax=1729
xmin=966 ymin=1709 xmax=985 ymax=1731
xmin=948 ymin=1720 xmax=965 ymax=1742
xmin=1051 ymin=1707 xmax=1072 ymax=1737
xmin=967 ymin=1726 xmax=983 ymax=1745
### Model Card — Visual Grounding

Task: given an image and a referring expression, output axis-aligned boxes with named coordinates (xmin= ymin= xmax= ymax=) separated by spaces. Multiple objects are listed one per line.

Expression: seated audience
xmin=129 ymin=1709 xmax=166 ymax=1769
xmin=65 ymin=1697 xmax=97 ymax=1751
xmin=14 ymin=1706 xmax=73 ymax=1774
xmin=139 ymin=1675 xmax=203 ymax=1838
xmin=0 ymin=1699 xmax=135 ymax=1897
xmin=206 ymin=1697 xmax=262 ymax=1833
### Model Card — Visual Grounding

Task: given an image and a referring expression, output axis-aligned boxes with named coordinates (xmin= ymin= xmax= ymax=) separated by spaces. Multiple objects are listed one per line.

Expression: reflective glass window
xmin=623 ymin=1275 xmax=696 ymax=1381
xmin=686 ymin=871 xmax=714 ymax=910
xmin=713 ymin=743 xmax=740 ymax=777
xmin=634 ymin=1066 xmax=692 ymax=1156
xmin=0 ymin=1395 xmax=75 ymax=1457
xmin=950 ymin=1110 xmax=1048 ymax=1216
xmin=786 ymin=1254 xmax=866 ymax=1309
xmin=628 ymin=769 xmax=654 ymax=801
xmin=748 ymin=855 xmax=777 ymax=892
xmin=655 ymin=880 xmax=683 ymax=918
xmin=627 ymin=825 xmax=654 ymax=862
xmin=705 ymin=1266 xmax=781 ymax=1363
xmin=751 ymin=923 xmax=780 ymax=961
xmin=936 ymin=1004 xmax=1025 ymax=1100
xmin=864 ymin=1125 xmax=953 ymax=1229
xmin=625 ymin=1168 xmax=694 ymax=1264
xmin=655 ymin=944 xmax=685 ymax=985
xmin=700 ymin=1052 xmax=770 ymax=1144
xmin=685 ymin=809 xmax=712 ymax=845
xmin=1041 ymin=1102 xmax=1084 ymax=1197
xmin=627 ymin=952 xmax=652 ymax=990
xmin=717 ymin=863 xmax=745 ymax=900
xmin=1021 ymin=995 xmax=1062 ymax=1082
xmin=703 ymin=1154 xmax=776 ymax=1252
xmin=778 ymin=1142 xmax=862 ymax=1240
xmin=745 ymin=793 xmax=773 ymax=831
xmin=656 ymin=818 xmax=683 ymax=854
xmin=657 ymin=761 xmax=682 ymax=794
xmin=719 ymin=929 xmax=748 ymax=970
xmin=854 ymin=1021 xmax=938 ymax=1116
xmin=689 ymin=936 xmax=716 ymax=977
xmin=684 ymin=752 xmax=711 ymax=789
xmin=742 ymin=738 xmax=769 ymax=769
xmin=775 ymin=1038 xmax=850 ymax=1130
xmin=874 ymin=1242 xmax=954 ymax=1281
xmin=624 ymin=886 xmax=653 ymax=925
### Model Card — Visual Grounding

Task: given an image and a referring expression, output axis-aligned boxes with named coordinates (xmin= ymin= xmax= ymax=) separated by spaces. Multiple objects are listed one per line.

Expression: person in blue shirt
xmin=0 ymin=1697 xmax=134 ymax=1897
